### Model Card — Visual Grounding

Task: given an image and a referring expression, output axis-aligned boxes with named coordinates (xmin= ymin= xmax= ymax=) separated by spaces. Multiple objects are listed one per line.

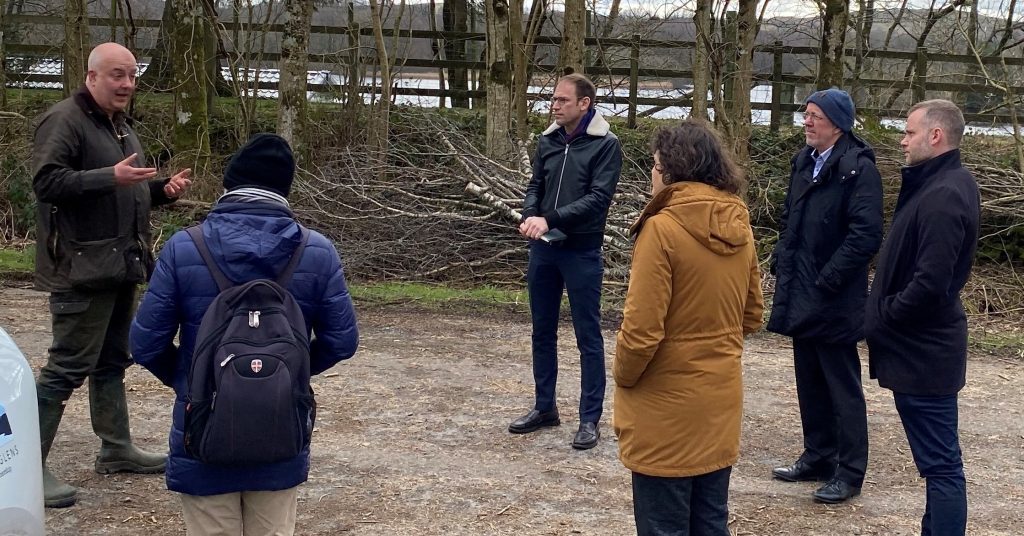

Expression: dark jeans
xmin=792 ymin=338 xmax=868 ymax=486
xmin=894 ymin=392 xmax=967 ymax=536
xmin=36 ymin=286 xmax=137 ymax=401
xmin=631 ymin=467 xmax=732 ymax=536
xmin=527 ymin=242 xmax=605 ymax=423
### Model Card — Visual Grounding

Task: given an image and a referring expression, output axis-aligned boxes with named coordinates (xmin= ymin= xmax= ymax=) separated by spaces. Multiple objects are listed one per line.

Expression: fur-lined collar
xmin=542 ymin=111 xmax=611 ymax=137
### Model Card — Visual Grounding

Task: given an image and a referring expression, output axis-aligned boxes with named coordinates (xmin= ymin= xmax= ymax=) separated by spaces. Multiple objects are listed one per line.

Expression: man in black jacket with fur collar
xmin=768 ymin=88 xmax=883 ymax=504
xmin=509 ymin=74 xmax=622 ymax=450
xmin=866 ymin=100 xmax=979 ymax=536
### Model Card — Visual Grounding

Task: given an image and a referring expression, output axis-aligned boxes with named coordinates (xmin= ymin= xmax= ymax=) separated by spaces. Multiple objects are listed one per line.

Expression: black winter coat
xmin=767 ymin=133 xmax=884 ymax=343
xmin=866 ymin=149 xmax=980 ymax=396
xmin=522 ymin=112 xmax=622 ymax=250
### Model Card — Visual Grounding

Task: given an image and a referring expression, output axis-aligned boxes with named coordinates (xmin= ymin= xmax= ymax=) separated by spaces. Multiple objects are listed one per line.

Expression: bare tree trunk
xmin=690 ymin=0 xmax=712 ymax=119
xmin=141 ymin=0 xmax=176 ymax=91
xmin=368 ymin=0 xmax=392 ymax=160
xmin=881 ymin=0 xmax=908 ymax=50
xmin=957 ymin=0 xmax=980 ymax=110
xmin=852 ymin=0 xmax=874 ymax=107
xmin=63 ymin=0 xmax=88 ymax=96
xmin=443 ymin=0 xmax=470 ymax=107
xmin=883 ymin=0 xmax=966 ymax=109
xmin=172 ymin=0 xmax=211 ymax=181
xmin=592 ymin=0 xmax=620 ymax=68
xmin=729 ymin=0 xmax=757 ymax=163
xmin=278 ymin=0 xmax=313 ymax=155
xmin=429 ymin=0 xmax=447 ymax=109
xmin=600 ymin=0 xmax=621 ymax=39
xmin=558 ymin=0 xmax=585 ymax=75
xmin=0 ymin=0 xmax=6 ymax=110
xmin=522 ymin=0 xmax=548 ymax=88
xmin=510 ymin=0 xmax=528 ymax=141
xmin=993 ymin=0 xmax=1018 ymax=52
xmin=817 ymin=0 xmax=849 ymax=89
xmin=486 ymin=0 xmax=515 ymax=160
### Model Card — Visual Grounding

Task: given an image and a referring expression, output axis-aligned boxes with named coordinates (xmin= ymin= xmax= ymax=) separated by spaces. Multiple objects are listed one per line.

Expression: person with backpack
xmin=130 ymin=134 xmax=359 ymax=535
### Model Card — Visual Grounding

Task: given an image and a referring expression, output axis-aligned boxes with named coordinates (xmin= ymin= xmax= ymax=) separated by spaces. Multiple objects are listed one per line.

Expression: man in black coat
xmin=866 ymin=100 xmax=979 ymax=536
xmin=767 ymin=88 xmax=883 ymax=504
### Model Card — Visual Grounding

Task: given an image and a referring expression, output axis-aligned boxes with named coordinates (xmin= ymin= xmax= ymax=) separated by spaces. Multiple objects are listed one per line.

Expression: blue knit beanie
xmin=805 ymin=88 xmax=855 ymax=132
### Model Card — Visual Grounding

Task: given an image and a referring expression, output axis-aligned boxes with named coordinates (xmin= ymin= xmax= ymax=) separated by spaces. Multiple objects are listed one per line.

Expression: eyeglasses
xmin=551 ymin=96 xmax=583 ymax=106
xmin=803 ymin=111 xmax=829 ymax=124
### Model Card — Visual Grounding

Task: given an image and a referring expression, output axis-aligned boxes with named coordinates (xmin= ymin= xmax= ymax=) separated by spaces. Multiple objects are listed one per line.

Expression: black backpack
xmin=183 ymin=225 xmax=315 ymax=465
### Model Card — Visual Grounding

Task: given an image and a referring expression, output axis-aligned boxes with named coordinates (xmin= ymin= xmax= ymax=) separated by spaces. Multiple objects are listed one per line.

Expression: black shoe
xmin=571 ymin=422 xmax=600 ymax=450
xmin=813 ymin=478 xmax=861 ymax=504
xmin=772 ymin=460 xmax=832 ymax=482
xmin=508 ymin=409 xmax=560 ymax=434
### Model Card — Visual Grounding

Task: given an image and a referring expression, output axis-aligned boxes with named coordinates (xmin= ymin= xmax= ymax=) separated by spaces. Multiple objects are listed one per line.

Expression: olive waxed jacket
xmin=32 ymin=87 xmax=174 ymax=292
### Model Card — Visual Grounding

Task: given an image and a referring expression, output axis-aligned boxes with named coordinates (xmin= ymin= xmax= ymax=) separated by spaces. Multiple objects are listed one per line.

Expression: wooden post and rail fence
xmin=2 ymin=13 xmax=1023 ymax=130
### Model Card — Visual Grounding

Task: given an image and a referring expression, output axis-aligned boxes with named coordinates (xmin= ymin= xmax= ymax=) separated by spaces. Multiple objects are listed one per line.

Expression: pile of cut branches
xmin=296 ymin=110 xmax=642 ymax=289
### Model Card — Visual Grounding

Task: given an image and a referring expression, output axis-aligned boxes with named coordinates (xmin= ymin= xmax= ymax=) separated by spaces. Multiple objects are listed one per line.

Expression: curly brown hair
xmin=649 ymin=119 xmax=745 ymax=195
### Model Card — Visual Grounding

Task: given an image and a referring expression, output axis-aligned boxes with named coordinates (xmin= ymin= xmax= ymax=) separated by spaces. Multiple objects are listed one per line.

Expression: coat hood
xmin=202 ymin=202 xmax=304 ymax=283
xmin=631 ymin=182 xmax=751 ymax=256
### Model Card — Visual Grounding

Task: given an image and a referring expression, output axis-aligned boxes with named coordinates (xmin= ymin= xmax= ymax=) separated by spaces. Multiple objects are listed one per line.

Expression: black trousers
xmin=792 ymin=338 xmax=868 ymax=486
xmin=631 ymin=467 xmax=731 ymax=536
xmin=894 ymin=393 xmax=966 ymax=536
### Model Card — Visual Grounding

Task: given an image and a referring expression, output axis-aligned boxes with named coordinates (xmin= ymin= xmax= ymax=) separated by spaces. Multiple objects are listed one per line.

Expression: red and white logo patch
xmin=250 ymin=359 xmax=263 ymax=373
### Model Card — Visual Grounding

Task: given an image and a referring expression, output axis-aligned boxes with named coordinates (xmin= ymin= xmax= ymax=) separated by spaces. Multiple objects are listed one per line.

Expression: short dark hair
xmin=908 ymin=99 xmax=965 ymax=148
xmin=649 ymin=119 xmax=745 ymax=195
xmin=558 ymin=73 xmax=597 ymax=110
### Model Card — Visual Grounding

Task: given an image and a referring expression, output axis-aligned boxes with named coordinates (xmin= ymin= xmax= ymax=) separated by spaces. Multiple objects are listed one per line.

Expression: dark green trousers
xmin=36 ymin=285 xmax=137 ymax=401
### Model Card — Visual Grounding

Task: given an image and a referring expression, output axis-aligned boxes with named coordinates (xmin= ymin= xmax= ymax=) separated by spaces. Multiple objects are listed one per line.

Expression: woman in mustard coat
xmin=614 ymin=120 xmax=764 ymax=535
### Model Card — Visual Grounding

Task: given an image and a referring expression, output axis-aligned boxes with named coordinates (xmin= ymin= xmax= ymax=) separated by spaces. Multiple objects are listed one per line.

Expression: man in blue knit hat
xmin=767 ymin=88 xmax=884 ymax=503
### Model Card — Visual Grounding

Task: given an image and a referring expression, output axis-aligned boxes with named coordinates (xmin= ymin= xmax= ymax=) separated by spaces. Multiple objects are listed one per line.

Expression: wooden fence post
xmin=913 ymin=47 xmax=927 ymax=104
xmin=770 ymin=40 xmax=783 ymax=133
xmin=627 ymin=33 xmax=639 ymax=129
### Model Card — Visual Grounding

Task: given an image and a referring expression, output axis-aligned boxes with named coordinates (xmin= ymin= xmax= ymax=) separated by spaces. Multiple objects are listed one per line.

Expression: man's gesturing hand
xmin=114 ymin=153 xmax=157 ymax=186
xmin=164 ymin=169 xmax=193 ymax=199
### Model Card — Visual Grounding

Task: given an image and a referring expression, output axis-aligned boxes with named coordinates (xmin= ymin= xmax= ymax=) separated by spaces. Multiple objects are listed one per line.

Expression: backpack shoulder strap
xmin=276 ymin=226 xmax=310 ymax=287
xmin=186 ymin=225 xmax=233 ymax=292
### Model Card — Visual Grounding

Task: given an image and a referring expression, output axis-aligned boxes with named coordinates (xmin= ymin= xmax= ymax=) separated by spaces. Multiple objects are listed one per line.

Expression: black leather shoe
xmin=772 ymin=460 xmax=832 ymax=482
xmin=813 ymin=478 xmax=861 ymax=504
xmin=508 ymin=409 xmax=560 ymax=434
xmin=571 ymin=422 xmax=600 ymax=450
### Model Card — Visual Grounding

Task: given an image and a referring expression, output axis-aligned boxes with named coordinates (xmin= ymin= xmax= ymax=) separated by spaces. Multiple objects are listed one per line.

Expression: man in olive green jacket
xmin=32 ymin=42 xmax=192 ymax=508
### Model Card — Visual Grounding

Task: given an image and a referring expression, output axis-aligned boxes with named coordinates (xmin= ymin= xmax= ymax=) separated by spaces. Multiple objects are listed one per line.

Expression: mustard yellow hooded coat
xmin=614 ymin=181 xmax=764 ymax=478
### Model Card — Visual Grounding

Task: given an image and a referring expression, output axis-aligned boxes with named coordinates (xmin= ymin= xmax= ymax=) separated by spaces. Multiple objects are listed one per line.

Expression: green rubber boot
xmin=89 ymin=375 xmax=166 ymax=474
xmin=38 ymin=395 xmax=78 ymax=508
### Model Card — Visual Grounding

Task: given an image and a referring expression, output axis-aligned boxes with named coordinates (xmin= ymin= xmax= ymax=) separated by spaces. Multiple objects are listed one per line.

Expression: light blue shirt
xmin=811 ymin=145 xmax=835 ymax=180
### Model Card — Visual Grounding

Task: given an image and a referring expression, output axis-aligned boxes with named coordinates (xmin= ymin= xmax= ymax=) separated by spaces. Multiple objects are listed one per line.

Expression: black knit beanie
xmin=805 ymin=88 xmax=856 ymax=133
xmin=223 ymin=133 xmax=295 ymax=197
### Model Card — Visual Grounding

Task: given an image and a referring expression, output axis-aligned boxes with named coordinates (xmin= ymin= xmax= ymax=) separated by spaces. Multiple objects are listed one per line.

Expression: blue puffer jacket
xmin=130 ymin=200 xmax=359 ymax=496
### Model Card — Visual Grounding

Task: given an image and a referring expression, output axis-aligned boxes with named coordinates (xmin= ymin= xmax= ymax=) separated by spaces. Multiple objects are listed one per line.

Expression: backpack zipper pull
xmin=248 ymin=310 xmax=260 ymax=328
xmin=220 ymin=353 xmax=235 ymax=367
